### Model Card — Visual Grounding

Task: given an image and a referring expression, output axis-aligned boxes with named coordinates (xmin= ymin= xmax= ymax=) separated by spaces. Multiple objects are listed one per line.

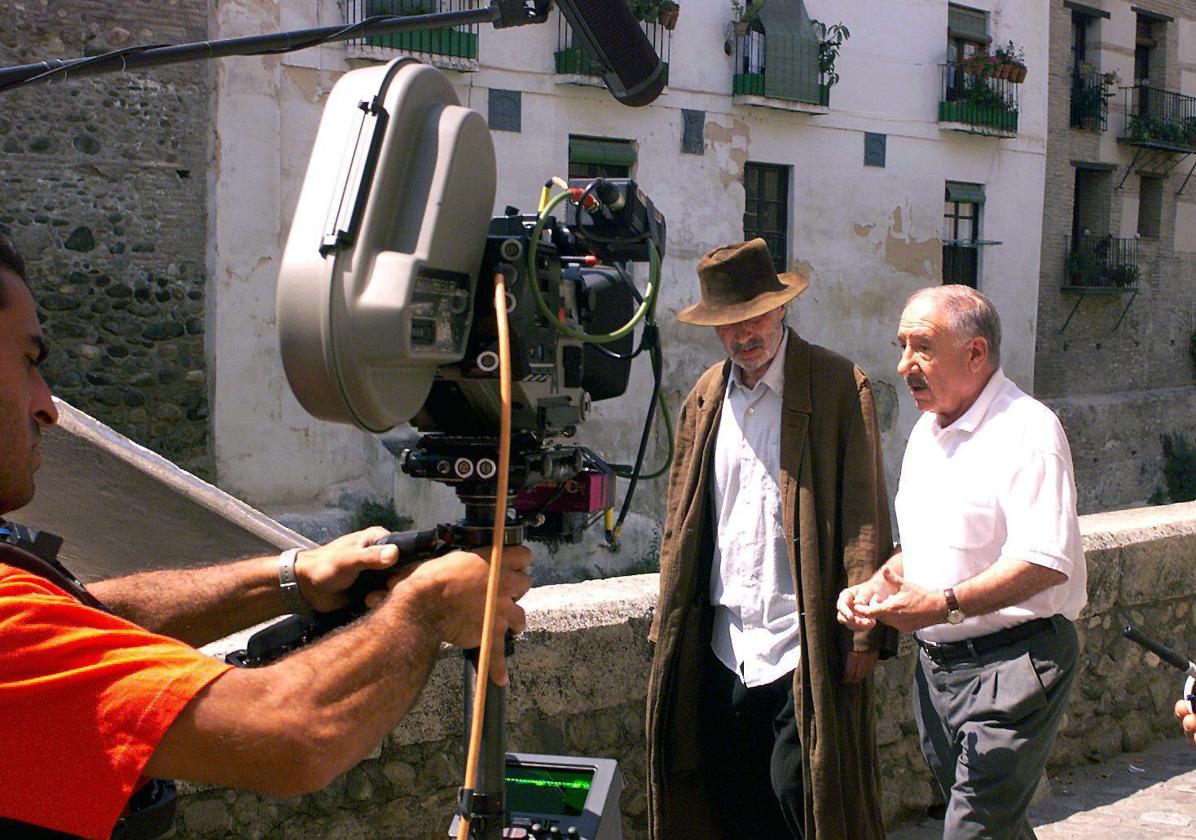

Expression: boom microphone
xmin=555 ymin=0 xmax=667 ymax=107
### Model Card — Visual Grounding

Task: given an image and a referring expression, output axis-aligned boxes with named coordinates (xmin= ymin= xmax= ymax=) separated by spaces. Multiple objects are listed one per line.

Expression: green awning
xmin=758 ymin=0 xmax=821 ymax=105
xmin=948 ymin=4 xmax=990 ymax=44
xmin=568 ymin=138 xmax=636 ymax=167
xmin=946 ymin=181 xmax=986 ymax=204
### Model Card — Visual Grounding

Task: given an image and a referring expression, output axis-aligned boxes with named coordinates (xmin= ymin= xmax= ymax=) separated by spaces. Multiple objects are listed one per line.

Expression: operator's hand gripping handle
xmin=229 ymin=526 xmax=456 ymax=667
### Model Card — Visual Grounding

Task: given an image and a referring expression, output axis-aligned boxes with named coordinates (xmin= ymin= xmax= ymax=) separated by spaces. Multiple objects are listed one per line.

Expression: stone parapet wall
xmin=177 ymin=504 xmax=1196 ymax=838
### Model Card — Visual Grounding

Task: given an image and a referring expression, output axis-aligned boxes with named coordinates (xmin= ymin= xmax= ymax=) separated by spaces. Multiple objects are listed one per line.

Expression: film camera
xmin=277 ymin=58 xmax=667 ymax=546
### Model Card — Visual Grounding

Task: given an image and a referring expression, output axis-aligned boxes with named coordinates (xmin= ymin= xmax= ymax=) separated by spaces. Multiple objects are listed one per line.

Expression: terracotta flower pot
xmin=1010 ymin=64 xmax=1027 ymax=83
xmin=658 ymin=8 xmax=679 ymax=29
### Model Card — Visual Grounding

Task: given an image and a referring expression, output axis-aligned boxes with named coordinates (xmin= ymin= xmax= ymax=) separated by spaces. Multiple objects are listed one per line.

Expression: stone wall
xmin=176 ymin=503 xmax=1196 ymax=839
xmin=1034 ymin=0 xmax=1196 ymax=512
xmin=0 ymin=1 xmax=212 ymax=476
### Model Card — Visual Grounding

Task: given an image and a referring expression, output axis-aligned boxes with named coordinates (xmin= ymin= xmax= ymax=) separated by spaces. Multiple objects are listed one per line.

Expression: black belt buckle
xmin=920 ymin=617 xmax=1056 ymax=663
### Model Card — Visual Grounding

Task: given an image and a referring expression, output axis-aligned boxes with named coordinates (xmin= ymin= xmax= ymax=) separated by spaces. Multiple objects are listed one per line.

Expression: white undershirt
xmin=709 ymin=333 xmax=801 ymax=687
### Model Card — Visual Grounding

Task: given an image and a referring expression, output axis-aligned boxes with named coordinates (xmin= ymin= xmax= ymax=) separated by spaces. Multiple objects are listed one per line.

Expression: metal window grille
xmin=346 ymin=0 xmax=481 ymax=61
xmin=940 ymin=62 xmax=1019 ymax=134
xmin=1063 ymin=234 xmax=1139 ymax=289
xmin=1070 ymin=70 xmax=1109 ymax=131
xmin=555 ymin=13 xmax=670 ymax=80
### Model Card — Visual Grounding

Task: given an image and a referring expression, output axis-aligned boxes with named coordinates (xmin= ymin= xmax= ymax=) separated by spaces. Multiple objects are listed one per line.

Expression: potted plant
xmin=963 ymin=50 xmax=995 ymax=78
xmin=731 ymin=0 xmax=764 ymax=36
xmin=812 ymin=19 xmax=849 ymax=93
xmin=994 ymin=40 xmax=1026 ymax=83
xmin=1110 ymin=263 xmax=1140 ymax=288
xmin=656 ymin=0 xmax=680 ymax=30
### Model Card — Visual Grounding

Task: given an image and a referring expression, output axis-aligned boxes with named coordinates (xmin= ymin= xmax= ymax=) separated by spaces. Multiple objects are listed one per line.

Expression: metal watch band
xmin=278 ymin=548 xmax=314 ymax=617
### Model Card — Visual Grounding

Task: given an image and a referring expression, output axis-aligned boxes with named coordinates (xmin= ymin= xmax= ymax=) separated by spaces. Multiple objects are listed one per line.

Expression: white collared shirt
xmin=896 ymin=368 xmax=1087 ymax=644
xmin=709 ymin=332 xmax=801 ymax=687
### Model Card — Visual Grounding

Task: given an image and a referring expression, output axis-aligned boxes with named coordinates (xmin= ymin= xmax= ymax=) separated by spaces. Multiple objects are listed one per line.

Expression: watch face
xmin=947 ymin=609 xmax=965 ymax=625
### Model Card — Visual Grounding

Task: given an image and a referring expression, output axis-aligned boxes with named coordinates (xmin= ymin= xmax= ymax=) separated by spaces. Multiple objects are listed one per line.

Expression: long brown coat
xmin=646 ymin=330 xmax=896 ymax=839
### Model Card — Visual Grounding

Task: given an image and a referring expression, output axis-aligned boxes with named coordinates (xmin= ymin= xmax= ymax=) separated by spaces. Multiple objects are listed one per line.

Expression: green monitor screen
xmin=505 ymin=763 xmax=594 ymax=817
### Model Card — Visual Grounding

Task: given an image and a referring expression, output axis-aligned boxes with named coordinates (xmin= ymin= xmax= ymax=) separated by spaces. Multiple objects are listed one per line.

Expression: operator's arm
xmin=142 ymin=545 xmax=532 ymax=797
xmin=90 ymin=529 xmax=398 ymax=646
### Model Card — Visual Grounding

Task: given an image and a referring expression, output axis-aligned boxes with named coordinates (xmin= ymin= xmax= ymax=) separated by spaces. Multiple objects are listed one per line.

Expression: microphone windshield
xmin=555 ymin=0 xmax=666 ymax=106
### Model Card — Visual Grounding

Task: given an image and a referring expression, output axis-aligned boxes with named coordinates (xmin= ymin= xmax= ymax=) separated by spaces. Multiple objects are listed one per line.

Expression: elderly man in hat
xmin=645 ymin=239 xmax=896 ymax=840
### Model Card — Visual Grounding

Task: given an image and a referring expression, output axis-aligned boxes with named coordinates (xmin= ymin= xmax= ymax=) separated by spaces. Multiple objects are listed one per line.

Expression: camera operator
xmin=0 ymin=235 xmax=533 ymax=840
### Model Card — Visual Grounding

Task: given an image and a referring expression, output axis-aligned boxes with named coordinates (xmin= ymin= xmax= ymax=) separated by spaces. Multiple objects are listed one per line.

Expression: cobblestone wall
xmin=0 ymin=1 xmax=212 ymax=476
xmin=174 ymin=504 xmax=1196 ymax=839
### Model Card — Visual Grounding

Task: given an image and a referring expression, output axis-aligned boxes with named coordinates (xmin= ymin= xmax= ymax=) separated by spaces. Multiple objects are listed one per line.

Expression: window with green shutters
xmin=943 ymin=182 xmax=984 ymax=287
xmin=743 ymin=163 xmax=790 ymax=273
xmin=568 ymin=137 xmax=636 ymax=180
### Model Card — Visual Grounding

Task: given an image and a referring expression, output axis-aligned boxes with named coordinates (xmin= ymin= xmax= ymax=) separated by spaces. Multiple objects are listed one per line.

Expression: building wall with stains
xmin=208 ymin=0 xmax=1049 ymax=531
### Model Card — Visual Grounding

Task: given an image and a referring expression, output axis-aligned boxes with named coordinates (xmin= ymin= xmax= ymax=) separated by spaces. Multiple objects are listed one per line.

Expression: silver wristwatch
xmin=278 ymin=548 xmax=314 ymax=617
xmin=944 ymin=587 xmax=965 ymax=625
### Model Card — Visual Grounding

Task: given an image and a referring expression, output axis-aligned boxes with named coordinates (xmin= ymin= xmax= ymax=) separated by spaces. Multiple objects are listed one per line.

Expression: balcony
xmin=346 ymin=0 xmax=480 ymax=70
xmin=555 ymin=14 xmax=671 ymax=87
xmin=938 ymin=62 xmax=1019 ymax=137
xmin=1063 ymin=234 xmax=1140 ymax=290
xmin=730 ymin=25 xmax=828 ymax=113
xmin=1070 ymin=70 xmax=1111 ymax=132
xmin=1121 ymin=85 xmax=1196 ymax=152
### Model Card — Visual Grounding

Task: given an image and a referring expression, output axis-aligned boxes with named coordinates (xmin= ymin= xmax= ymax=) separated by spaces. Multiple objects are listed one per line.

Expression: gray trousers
xmin=913 ymin=615 xmax=1079 ymax=840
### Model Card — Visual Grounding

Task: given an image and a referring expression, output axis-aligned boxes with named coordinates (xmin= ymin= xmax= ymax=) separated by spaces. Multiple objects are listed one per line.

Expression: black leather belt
xmin=917 ymin=616 xmax=1058 ymax=663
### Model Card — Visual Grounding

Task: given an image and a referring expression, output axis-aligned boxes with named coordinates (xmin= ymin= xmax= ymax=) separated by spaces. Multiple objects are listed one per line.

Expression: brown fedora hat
xmin=677 ymin=238 xmax=809 ymax=326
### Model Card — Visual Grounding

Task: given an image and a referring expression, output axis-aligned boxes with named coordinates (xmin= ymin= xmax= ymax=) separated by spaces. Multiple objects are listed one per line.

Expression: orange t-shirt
xmin=0 ymin=563 xmax=233 ymax=840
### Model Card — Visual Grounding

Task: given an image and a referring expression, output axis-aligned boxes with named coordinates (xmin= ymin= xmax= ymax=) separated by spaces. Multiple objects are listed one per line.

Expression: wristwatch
xmin=278 ymin=548 xmax=315 ymax=617
xmin=944 ymin=587 xmax=965 ymax=625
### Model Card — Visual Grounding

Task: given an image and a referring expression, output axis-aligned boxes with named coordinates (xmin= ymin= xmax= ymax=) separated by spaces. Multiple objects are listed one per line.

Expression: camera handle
xmin=1122 ymin=625 xmax=1196 ymax=713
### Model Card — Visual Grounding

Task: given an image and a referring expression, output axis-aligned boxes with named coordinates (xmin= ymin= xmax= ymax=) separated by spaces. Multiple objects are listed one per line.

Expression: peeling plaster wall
xmin=210 ymin=0 xmax=1049 ymax=524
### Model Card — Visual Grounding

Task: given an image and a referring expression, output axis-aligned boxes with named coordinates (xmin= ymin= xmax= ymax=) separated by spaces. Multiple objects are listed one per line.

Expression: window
xmin=946 ymin=4 xmax=989 ymax=67
xmin=1135 ymin=16 xmax=1154 ymax=84
xmin=1071 ymin=14 xmax=1088 ymax=69
xmin=568 ymin=136 xmax=635 ymax=180
xmin=943 ymin=182 xmax=984 ymax=287
xmin=743 ymin=163 xmax=789 ymax=273
xmin=1138 ymin=175 xmax=1163 ymax=238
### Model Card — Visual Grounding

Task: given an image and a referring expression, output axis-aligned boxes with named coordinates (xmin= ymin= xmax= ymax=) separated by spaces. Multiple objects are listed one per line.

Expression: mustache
xmin=732 ymin=339 xmax=764 ymax=354
xmin=905 ymin=374 xmax=928 ymax=390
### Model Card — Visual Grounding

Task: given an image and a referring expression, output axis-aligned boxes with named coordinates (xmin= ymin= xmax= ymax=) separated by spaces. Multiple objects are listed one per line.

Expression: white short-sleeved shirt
xmin=709 ymin=333 xmax=801 ymax=686
xmin=896 ymin=368 xmax=1087 ymax=644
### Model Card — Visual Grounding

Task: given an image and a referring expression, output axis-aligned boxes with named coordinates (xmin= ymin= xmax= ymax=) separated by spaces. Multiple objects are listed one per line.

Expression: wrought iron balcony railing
xmin=939 ymin=62 xmax=1019 ymax=135
xmin=1070 ymin=70 xmax=1110 ymax=132
xmin=555 ymin=15 xmax=671 ymax=84
xmin=730 ymin=28 xmax=827 ymax=106
xmin=1064 ymin=234 xmax=1140 ymax=290
xmin=347 ymin=0 xmax=480 ymax=63
xmin=1122 ymin=85 xmax=1196 ymax=151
